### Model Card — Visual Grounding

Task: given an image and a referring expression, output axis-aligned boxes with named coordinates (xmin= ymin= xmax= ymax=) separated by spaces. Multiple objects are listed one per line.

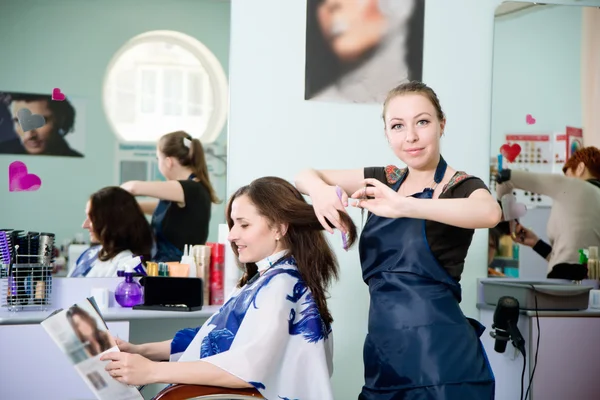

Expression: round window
xmin=102 ymin=30 xmax=228 ymax=143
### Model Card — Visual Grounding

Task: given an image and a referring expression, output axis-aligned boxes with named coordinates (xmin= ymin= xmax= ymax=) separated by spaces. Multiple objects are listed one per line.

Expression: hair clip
xmin=183 ymin=137 xmax=192 ymax=148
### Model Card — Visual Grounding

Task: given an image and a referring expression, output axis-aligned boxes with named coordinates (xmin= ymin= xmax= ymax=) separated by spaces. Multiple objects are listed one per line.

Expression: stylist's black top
xmin=151 ymin=176 xmax=212 ymax=262
xmin=365 ymin=166 xmax=489 ymax=281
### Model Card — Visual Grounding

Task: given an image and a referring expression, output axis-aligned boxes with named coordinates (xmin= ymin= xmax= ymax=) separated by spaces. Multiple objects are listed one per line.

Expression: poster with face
xmin=304 ymin=0 xmax=425 ymax=104
xmin=0 ymin=91 xmax=85 ymax=158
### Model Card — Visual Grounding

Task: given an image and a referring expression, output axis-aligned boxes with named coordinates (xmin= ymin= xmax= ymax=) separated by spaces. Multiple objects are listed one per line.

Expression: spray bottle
xmin=114 ymin=257 xmax=144 ymax=307
xmin=180 ymin=244 xmax=197 ymax=278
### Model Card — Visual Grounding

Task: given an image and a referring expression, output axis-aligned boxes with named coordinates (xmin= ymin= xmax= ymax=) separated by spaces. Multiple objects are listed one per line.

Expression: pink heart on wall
xmin=52 ymin=88 xmax=66 ymax=101
xmin=8 ymin=161 xmax=42 ymax=192
xmin=526 ymin=114 xmax=536 ymax=125
xmin=500 ymin=143 xmax=522 ymax=163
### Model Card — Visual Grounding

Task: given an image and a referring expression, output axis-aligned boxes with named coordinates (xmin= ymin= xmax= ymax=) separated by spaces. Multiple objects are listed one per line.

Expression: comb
xmin=335 ymin=186 xmax=349 ymax=251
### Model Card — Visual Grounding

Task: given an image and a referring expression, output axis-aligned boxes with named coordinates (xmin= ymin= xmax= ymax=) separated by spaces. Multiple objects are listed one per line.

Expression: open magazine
xmin=41 ymin=297 xmax=144 ymax=400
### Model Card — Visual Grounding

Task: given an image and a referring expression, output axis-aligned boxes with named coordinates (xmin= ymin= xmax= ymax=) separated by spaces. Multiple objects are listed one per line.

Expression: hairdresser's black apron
xmin=151 ymin=174 xmax=195 ymax=262
xmin=358 ymin=157 xmax=495 ymax=400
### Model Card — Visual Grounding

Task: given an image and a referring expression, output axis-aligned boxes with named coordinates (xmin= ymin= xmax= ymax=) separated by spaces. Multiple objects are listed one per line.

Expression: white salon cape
xmin=170 ymin=251 xmax=334 ymax=400
xmin=83 ymin=250 xmax=132 ymax=277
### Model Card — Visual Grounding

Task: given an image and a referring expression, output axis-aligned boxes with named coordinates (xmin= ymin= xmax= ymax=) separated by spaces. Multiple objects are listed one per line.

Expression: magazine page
xmin=40 ymin=297 xmax=143 ymax=400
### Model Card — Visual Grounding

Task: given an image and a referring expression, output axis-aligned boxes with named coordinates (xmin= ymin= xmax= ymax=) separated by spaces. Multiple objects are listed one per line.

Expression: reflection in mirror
xmin=0 ymin=5 xmax=230 ymax=279
xmin=488 ymin=2 xmax=600 ymax=281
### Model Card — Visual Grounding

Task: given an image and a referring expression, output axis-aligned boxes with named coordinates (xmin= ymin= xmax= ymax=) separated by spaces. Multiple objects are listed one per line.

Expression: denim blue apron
xmin=358 ymin=157 xmax=495 ymax=400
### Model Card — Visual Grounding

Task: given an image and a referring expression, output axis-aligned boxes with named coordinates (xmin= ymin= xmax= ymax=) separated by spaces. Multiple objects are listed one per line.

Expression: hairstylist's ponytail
xmin=187 ymin=136 xmax=220 ymax=204
xmin=158 ymin=131 xmax=221 ymax=204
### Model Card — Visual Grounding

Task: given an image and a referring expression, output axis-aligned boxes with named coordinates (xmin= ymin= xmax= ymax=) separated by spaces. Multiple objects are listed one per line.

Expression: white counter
xmin=0 ymin=277 xmax=219 ymax=400
xmin=0 ymin=305 xmax=220 ymax=325
xmin=477 ymin=278 xmax=600 ymax=400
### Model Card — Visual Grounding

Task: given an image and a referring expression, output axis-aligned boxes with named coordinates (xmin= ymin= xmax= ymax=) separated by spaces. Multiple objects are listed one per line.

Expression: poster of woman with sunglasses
xmin=0 ymin=91 xmax=85 ymax=157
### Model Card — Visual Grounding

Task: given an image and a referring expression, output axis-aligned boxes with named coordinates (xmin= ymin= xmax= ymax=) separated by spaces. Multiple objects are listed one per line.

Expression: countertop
xmin=0 ymin=305 xmax=221 ymax=325
xmin=477 ymin=302 xmax=600 ymax=317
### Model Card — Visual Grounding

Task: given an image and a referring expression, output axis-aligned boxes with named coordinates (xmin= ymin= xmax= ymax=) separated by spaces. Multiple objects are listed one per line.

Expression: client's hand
xmin=310 ymin=184 xmax=349 ymax=234
xmin=350 ymin=178 xmax=409 ymax=219
xmin=512 ymin=223 xmax=538 ymax=247
xmin=101 ymin=352 xmax=157 ymax=386
xmin=114 ymin=337 xmax=139 ymax=354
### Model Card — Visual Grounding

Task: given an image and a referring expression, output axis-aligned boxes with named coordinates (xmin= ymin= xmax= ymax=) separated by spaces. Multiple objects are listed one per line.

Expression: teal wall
xmin=0 ymin=0 xmax=230 ymax=246
xmin=491 ymin=5 xmax=582 ymax=154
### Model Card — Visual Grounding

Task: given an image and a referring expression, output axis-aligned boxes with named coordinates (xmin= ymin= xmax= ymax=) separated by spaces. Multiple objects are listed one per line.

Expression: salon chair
xmin=153 ymin=384 xmax=264 ymax=400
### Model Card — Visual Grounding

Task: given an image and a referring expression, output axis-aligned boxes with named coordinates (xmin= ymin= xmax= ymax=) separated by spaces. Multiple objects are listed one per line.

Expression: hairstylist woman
xmin=295 ymin=81 xmax=501 ymax=399
xmin=121 ymin=131 xmax=220 ymax=262
xmin=496 ymin=146 xmax=600 ymax=280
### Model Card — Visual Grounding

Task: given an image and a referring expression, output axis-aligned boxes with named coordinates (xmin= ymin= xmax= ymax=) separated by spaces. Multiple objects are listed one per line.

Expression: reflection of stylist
xmin=67 ymin=305 xmax=114 ymax=357
xmin=0 ymin=93 xmax=82 ymax=157
xmin=295 ymin=81 xmax=499 ymax=399
xmin=121 ymin=131 xmax=220 ymax=262
xmin=496 ymin=147 xmax=600 ymax=280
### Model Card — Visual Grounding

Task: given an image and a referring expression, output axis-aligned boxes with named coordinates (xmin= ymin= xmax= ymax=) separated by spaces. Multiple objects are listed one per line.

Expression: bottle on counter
xmin=114 ymin=262 xmax=143 ymax=308
xmin=587 ymin=246 xmax=599 ymax=280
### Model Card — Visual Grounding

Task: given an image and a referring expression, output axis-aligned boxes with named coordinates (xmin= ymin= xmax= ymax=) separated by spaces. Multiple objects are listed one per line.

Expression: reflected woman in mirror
xmin=68 ymin=187 xmax=153 ymax=277
xmin=67 ymin=305 xmax=115 ymax=357
xmin=496 ymin=146 xmax=600 ymax=280
xmin=101 ymin=177 xmax=356 ymax=400
xmin=120 ymin=131 xmax=220 ymax=262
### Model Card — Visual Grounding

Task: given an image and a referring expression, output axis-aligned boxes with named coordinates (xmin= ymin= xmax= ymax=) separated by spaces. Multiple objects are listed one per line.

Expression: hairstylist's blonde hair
xmin=382 ymin=81 xmax=446 ymax=125
xmin=158 ymin=131 xmax=220 ymax=204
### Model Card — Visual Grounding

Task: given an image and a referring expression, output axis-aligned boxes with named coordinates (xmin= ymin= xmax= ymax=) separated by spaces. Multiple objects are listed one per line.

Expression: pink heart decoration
xmin=500 ymin=143 xmax=522 ymax=163
xmin=526 ymin=114 xmax=536 ymax=125
xmin=52 ymin=88 xmax=66 ymax=101
xmin=8 ymin=161 xmax=42 ymax=192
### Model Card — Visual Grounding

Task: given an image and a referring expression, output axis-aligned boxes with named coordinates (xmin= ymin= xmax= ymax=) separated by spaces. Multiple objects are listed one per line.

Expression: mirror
xmin=0 ymin=2 xmax=231 ymax=278
xmin=488 ymin=1 xmax=599 ymax=279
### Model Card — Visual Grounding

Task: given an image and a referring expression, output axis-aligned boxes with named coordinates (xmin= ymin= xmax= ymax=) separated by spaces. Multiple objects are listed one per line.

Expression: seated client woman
xmin=101 ymin=176 xmax=357 ymax=400
xmin=69 ymin=186 xmax=154 ymax=277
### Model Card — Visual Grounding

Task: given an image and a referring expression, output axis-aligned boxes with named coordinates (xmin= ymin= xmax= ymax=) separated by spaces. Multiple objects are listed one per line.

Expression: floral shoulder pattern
xmin=442 ymin=171 xmax=474 ymax=194
xmin=384 ymin=165 xmax=408 ymax=185
xmin=384 ymin=166 xmax=476 ymax=193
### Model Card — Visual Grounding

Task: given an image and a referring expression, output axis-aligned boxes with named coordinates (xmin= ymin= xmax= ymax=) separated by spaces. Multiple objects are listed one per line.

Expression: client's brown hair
xmin=225 ymin=176 xmax=357 ymax=326
xmin=89 ymin=187 xmax=153 ymax=262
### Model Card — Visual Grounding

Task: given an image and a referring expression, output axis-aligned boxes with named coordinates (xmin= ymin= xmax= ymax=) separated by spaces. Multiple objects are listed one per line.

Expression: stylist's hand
xmin=101 ymin=352 xmax=157 ymax=386
xmin=350 ymin=178 xmax=408 ymax=219
xmin=512 ymin=223 xmax=538 ymax=247
xmin=120 ymin=181 xmax=137 ymax=193
xmin=310 ymin=184 xmax=349 ymax=234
